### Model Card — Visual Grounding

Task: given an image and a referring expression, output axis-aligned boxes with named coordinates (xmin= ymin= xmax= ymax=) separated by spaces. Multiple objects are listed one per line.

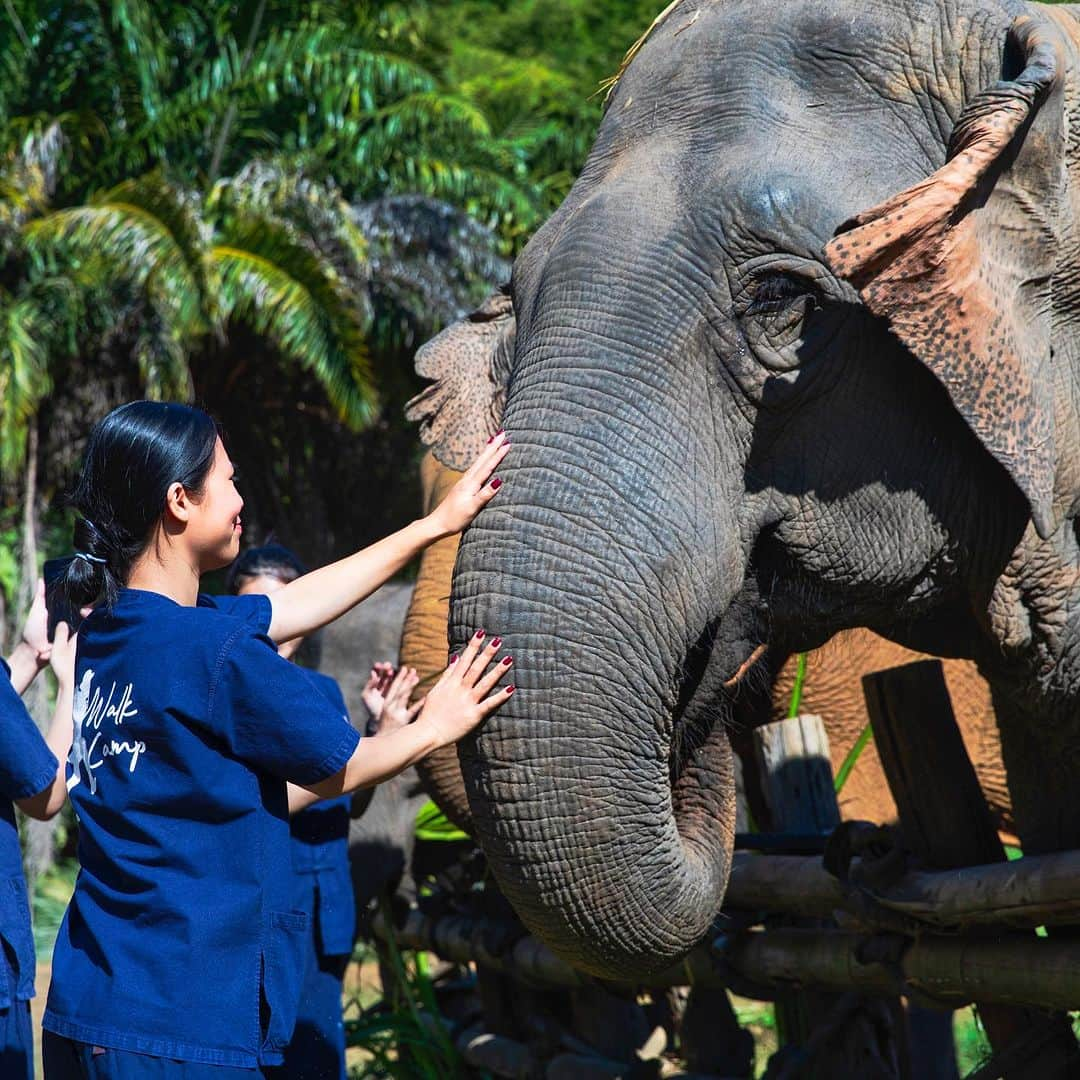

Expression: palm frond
xmin=213 ymin=217 xmax=376 ymax=429
xmin=25 ymin=171 xmax=214 ymax=338
xmin=0 ymin=289 xmax=52 ymax=470
xmin=210 ymin=161 xmax=370 ymax=313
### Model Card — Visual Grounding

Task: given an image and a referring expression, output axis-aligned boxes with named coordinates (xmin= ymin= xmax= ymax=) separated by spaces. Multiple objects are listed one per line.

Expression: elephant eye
xmin=744 ymin=273 xmax=819 ymax=316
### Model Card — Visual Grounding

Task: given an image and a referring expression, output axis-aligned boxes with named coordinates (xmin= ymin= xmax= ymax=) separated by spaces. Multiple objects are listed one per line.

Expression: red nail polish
xmin=475 ymin=629 xmax=485 ymax=640
xmin=506 ymin=685 xmax=516 ymax=695
xmin=486 ymin=433 xmax=494 ymax=444
xmin=449 ymin=654 xmax=459 ymax=664
xmin=490 ymin=637 xmax=502 ymax=649
xmin=501 ymin=656 xmax=513 ymax=666
xmin=491 ymin=477 xmax=502 ymax=490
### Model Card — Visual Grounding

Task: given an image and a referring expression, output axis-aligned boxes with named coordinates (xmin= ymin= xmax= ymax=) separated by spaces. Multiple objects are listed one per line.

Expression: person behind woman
xmin=0 ymin=582 xmax=79 ymax=1078
xmin=42 ymin=401 xmax=512 ymax=1078
xmin=226 ymin=544 xmax=420 ymax=1080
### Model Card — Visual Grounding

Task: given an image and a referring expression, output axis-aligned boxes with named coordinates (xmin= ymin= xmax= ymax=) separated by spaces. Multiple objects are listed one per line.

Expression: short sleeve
xmin=207 ymin=627 xmax=359 ymax=785
xmin=198 ymin=593 xmax=272 ymax=634
xmin=304 ymin=671 xmax=350 ymax=720
xmin=0 ymin=674 xmax=58 ymax=802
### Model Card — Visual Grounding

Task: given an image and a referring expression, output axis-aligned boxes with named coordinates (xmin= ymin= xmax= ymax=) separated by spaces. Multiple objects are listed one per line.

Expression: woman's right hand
xmin=417 ymin=630 xmax=514 ymax=747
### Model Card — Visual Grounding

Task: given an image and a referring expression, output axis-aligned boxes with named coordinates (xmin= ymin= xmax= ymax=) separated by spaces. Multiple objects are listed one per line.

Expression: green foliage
xmin=347 ymin=901 xmax=465 ymax=1078
xmin=31 ymin=851 xmax=77 ymax=957
xmin=4 ymin=0 xmax=647 ymax=476
xmin=785 ymin=653 xmax=808 ymax=719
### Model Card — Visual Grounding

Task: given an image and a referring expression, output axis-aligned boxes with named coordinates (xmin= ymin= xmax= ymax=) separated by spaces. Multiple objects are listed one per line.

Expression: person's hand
xmin=426 ymin=431 xmax=510 ymax=537
xmin=416 ymin=630 xmax=514 ymax=748
xmin=377 ymin=666 xmax=423 ymax=735
xmin=361 ymin=662 xmax=395 ymax=721
xmin=19 ymin=579 xmax=51 ymax=668
xmin=48 ymin=621 xmax=78 ymax=692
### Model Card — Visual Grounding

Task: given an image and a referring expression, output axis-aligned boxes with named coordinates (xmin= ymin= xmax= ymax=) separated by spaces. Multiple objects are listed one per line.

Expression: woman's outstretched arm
xmin=16 ymin=622 xmax=78 ymax=821
xmin=267 ymin=434 xmax=509 ymax=645
xmin=5 ymin=580 xmax=51 ymax=695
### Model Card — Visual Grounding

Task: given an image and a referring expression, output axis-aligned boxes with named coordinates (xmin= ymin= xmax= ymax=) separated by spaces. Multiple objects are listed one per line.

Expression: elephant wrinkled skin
xmin=409 ymin=0 xmax=1080 ymax=979
xmin=400 ymin=455 xmax=1013 ymax=841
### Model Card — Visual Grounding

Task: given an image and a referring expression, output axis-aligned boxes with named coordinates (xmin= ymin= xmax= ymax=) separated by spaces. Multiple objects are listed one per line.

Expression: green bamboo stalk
xmin=833 ymin=721 xmax=872 ymax=794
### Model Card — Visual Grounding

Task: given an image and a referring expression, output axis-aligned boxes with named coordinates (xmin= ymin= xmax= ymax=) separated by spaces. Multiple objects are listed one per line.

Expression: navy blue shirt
xmin=289 ymin=671 xmax=355 ymax=957
xmin=43 ymin=590 xmax=361 ymax=1068
xmin=0 ymin=659 xmax=57 ymax=1008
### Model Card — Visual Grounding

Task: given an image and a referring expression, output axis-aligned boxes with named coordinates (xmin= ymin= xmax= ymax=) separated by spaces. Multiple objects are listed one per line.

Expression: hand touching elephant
xmin=399 ymin=448 xmax=1014 ymax=842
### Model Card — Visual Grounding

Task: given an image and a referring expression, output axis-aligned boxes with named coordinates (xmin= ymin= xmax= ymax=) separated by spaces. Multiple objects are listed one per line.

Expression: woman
xmin=0 ymin=582 xmax=78 ymax=1079
xmin=226 ymin=544 xmax=419 ymax=1079
xmin=42 ymin=401 xmax=512 ymax=1077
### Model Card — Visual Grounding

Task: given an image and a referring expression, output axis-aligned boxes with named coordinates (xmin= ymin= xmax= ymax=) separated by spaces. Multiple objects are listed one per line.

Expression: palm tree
xmin=23 ymin=164 xmax=378 ymax=427
xmin=0 ymin=1 xmax=544 ymax=235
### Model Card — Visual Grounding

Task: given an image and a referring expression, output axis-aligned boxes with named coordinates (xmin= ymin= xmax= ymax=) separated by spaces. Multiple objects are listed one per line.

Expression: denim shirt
xmin=0 ymin=659 xmax=57 ymax=1007
xmin=289 ymin=671 xmax=356 ymax=957
xmin=43 ymin=591 xmax=360 ymax=1067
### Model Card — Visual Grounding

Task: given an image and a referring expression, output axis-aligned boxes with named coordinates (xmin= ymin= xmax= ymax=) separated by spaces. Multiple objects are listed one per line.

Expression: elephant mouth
xmin=667 ymin=628 xmax=760 ymax=800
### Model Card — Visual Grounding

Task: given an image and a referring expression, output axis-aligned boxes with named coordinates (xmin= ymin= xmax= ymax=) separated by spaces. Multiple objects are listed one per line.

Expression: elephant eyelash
xmin=744 ymin=274 xmax=819 ymax=316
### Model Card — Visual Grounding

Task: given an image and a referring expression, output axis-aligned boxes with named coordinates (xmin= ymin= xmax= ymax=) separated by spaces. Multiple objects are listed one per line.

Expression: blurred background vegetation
xmin=0 ymin=0 xmax=661 ymax=641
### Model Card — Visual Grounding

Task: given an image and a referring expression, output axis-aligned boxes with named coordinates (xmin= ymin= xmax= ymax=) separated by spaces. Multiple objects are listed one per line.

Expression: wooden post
xmin=753 ymin=715 xmax=905 ymax=1079
xmin=863 ymin=661 xmax=1080 ymax=1079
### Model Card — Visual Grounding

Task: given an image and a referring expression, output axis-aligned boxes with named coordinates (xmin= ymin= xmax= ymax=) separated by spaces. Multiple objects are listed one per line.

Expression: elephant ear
xmin=405 ymin=288 xmax=516 ymax=472
xmin=825 ymin=16 xmax=1065 ymax=539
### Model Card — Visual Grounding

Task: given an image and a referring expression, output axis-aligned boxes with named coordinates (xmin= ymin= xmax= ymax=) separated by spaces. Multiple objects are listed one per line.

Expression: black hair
xmin=61 ymin=401 xmax=219 ymax=610
xmin=224 ymin=544 xmax=307 ymax=593
xmin=225 ymin=543 xmax=322 ymax=668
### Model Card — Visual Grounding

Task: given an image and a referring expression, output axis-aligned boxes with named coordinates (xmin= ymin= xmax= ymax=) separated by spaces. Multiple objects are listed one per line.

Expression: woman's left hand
xmin=20 ymin=579 xmax=51 ymax=668
xmin=426 ymin=431 xmax=509 ymax=537
xmin=361 ymin=662 xmax=395 ymax=721
xmin=375 ymin=666 xmax=423 ymax=735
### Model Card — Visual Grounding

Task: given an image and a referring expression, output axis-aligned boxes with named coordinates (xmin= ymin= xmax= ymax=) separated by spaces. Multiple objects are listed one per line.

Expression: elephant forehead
xmin=604 ymin=0 xmax=1002 ymax=164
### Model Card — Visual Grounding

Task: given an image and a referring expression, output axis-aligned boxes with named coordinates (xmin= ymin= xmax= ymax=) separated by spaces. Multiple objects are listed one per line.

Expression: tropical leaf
xmin=0 ymin=289 xmax=52 ymax=470
xmin=26 ymin=172 xmax=214 ymax=339
xmin=213 ymin=214 xmax=376 ymax=429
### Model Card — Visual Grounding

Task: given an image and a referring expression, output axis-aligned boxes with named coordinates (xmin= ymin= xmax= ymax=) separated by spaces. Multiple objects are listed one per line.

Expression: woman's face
xmin=236 ymin=573 xmax=303 ymax=660
xmin=187 ymin=438 xmax=244 ymax=572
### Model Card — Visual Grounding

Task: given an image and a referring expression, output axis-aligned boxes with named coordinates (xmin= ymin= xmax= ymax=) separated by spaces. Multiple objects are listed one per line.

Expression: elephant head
xmin=411 ymin=1 xmax=1080 ymax=979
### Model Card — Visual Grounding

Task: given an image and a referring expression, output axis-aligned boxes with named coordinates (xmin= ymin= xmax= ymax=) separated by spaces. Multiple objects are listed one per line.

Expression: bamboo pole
xmin=723 ymin=848 xmax=1080 ymax=930
xmin=721 ymin=928 xmax=1080 ymax=1013
xmin=374 ymin=906 xmax=1080 ymax=1010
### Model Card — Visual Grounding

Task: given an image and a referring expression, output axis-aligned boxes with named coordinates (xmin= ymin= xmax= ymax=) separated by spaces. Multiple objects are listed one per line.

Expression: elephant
xmin=406 ymin=0 xmax=1080 ymax=985
xmin=400 ymin=451 xmax=1015 ymax=842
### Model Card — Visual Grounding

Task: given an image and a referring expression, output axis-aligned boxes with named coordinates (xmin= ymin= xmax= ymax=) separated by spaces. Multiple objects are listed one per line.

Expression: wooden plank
xmin=863 ymin=661 xmax=1080 ymax=1078
xmin=753 ymin=714 xmax=840 ymax=834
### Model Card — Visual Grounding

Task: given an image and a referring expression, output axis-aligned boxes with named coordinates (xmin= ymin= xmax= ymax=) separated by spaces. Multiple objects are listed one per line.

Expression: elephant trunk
xmin=450 ymin=361 xmax=744 ymax=978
